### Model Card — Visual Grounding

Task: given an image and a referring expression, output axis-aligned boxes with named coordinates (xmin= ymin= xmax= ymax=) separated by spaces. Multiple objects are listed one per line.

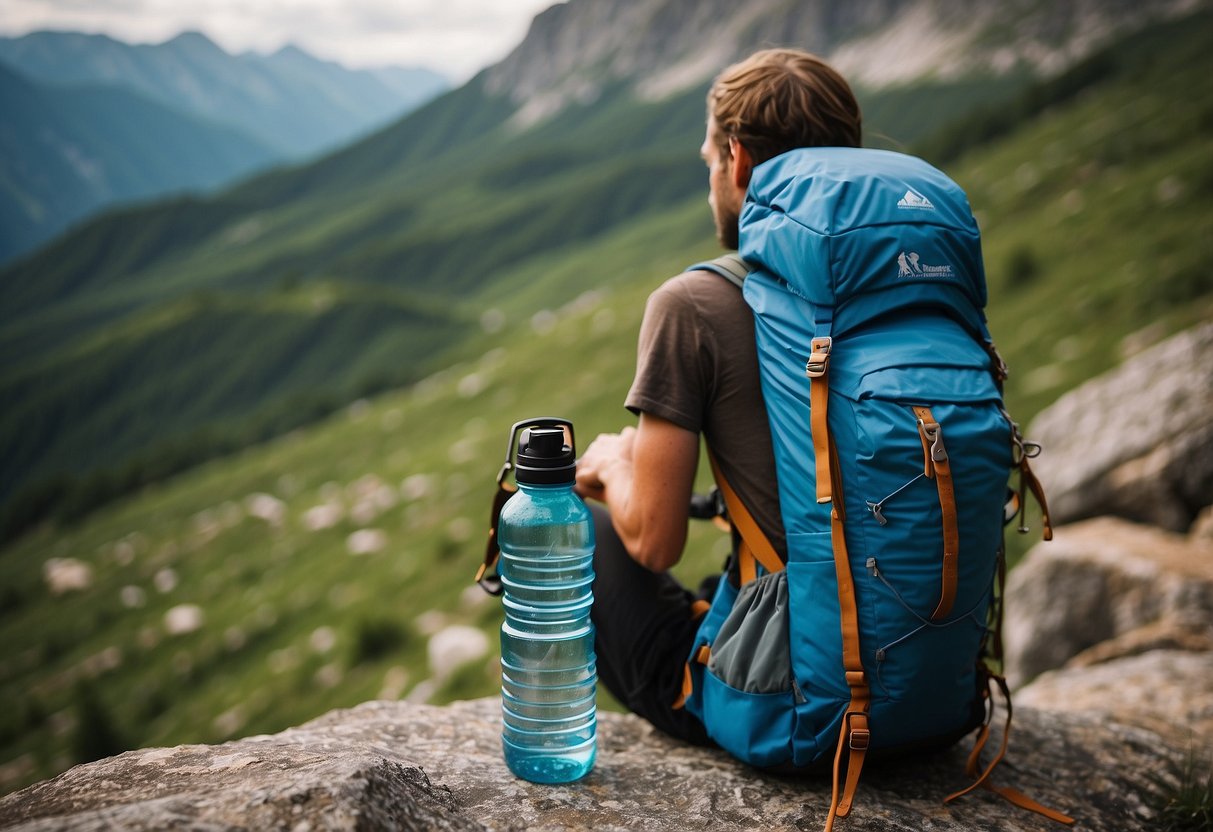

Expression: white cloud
xmin=0 ymin=0 xmax=560 ymax=80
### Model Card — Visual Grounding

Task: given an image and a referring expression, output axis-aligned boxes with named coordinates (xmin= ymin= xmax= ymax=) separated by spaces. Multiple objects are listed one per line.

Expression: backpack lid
xmin=739 ymin=147 xmax=989 ymax=340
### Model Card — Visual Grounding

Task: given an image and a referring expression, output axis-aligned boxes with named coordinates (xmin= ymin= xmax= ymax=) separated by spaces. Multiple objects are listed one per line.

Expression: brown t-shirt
xmin=625 ymin=269 xmax=786 ymax=562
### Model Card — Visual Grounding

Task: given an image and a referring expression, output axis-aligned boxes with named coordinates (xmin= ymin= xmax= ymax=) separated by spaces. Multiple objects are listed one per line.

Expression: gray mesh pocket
xmin=707 ymin=570 xmax=791 ymax=694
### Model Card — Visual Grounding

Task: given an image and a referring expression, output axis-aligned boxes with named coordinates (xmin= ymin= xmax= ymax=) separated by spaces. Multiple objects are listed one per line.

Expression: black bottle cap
xmin=515 ymin=427 xmax=576 ymax=485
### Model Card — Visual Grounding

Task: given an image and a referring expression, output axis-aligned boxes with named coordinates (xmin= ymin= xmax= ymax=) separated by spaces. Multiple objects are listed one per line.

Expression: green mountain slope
xmin=0 ymin=63 xmax=279 ymax=263
xmin=0 ymin=10 xmax=1211 ymax=797
xmin=0 ymin=68 xmax=1033 ymax=537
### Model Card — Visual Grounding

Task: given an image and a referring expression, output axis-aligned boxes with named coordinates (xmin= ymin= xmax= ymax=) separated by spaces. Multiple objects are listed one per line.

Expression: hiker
xmin=573 ymin=47 xmax=862 ymax=747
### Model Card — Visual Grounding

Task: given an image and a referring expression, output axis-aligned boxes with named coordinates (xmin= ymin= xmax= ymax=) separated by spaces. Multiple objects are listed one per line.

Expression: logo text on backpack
xmin=897 ymin=251 xmax=954 ymax=278
xmin=897 ymin=188 xmax=935 ymax=210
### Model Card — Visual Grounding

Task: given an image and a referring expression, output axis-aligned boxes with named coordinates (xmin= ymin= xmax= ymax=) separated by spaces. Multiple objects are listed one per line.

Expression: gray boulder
xmin=1027 ymin=322 xmax=1213 ymax=532
xmin=1016 ymin=649 xmax=1213 ymax=748
xmin=1003 ymin=516 xmax=1213 ymax=689
xmin=0 ymin=697 xmax=1177 ymax=831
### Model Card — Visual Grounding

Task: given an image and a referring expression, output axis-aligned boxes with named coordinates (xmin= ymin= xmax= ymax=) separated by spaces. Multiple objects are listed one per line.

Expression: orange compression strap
xmin=672 ymin=645 xmax=712 ymax=710
xmin=824 ymin=437 xmax=871 ymax=831
xmin=944 ymin=674 xmax=1075 ymax=825
xmin=807 ymin=337 xmax=833 ymax=504
xmin=914 ymin=407 xmax=959 ymax=621
xmin=707 ymin=450 xmax=783 ymax=581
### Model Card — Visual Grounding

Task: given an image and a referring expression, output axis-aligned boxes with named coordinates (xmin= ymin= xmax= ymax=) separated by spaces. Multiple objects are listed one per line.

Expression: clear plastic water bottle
xmin=497 ymin=419 xmax=596 ymax=783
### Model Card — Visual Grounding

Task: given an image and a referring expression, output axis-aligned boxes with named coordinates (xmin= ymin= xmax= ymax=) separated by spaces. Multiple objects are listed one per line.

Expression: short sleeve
xmin=625 ymin=278 xmax=710 ymax=433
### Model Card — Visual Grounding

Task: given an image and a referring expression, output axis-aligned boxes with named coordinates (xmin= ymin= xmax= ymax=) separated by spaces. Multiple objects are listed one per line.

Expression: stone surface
xmin=0 ymin=697 xmax=1179 ymax=832
xmin=1027 ymin=322 xmax=1213 ymax=532
xmin=1003 ymin=516 xmax=1213 ymax=688
xmin=1016 ymin=650 xmax=1213 ymax=749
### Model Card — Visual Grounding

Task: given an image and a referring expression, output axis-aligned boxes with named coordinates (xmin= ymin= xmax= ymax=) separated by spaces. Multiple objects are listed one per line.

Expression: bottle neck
xmin=516 ymin=479 xmax=574 ymax=493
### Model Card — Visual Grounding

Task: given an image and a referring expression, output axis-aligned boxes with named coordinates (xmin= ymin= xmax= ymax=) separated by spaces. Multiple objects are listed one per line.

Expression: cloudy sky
xmin=0 ymin=0 xmax=562 ymax=81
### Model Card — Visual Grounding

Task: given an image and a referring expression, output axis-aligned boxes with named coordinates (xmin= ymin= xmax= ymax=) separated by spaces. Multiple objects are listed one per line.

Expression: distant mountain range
xmin=0 ymin=30 xmax=450 ymax=263
xmin=1 ymin=0 xmax=1210 ymax=542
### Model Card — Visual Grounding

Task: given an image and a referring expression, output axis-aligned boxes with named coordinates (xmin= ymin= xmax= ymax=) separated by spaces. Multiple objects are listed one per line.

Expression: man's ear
xmin=728 ymin=136 xmax=753 ymax=190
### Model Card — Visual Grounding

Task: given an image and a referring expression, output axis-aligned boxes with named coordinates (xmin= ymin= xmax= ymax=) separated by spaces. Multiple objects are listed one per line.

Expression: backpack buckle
xmin=849 ymin=728 xmax=871 ymax=751
xmin=806 ymin=337 xmax=832 ymax=378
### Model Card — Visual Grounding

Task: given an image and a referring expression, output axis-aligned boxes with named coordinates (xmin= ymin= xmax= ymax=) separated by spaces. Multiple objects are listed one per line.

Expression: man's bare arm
xmin=575 ymin=412 xmax=698 ymax=572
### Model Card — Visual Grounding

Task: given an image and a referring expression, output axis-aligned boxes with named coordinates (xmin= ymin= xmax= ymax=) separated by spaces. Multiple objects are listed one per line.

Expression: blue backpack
xmin=675 ymin=148 xmax=1068 ymax=829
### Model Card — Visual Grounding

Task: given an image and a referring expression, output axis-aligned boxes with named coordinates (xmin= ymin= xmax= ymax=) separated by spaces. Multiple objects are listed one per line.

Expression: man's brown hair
xmin=708 ymin=48 xmax=862 ymax=165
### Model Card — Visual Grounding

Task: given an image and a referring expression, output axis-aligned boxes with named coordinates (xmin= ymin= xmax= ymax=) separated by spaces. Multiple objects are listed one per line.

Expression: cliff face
xmin=484 ymin=0 xmax=1207 ymax=126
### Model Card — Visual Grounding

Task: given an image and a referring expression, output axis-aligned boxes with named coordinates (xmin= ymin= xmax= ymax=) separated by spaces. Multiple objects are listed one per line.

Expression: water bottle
xmin=497 ymin=418 xmax=597 ymax=783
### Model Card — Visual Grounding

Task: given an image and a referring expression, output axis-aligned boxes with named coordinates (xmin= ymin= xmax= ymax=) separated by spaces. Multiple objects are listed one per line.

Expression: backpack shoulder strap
xmin=686 ymin=253 xmax=751 ymax=289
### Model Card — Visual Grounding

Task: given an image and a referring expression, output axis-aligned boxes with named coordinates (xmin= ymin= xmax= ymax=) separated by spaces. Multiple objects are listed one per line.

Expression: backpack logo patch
xmin=897 ymin=251 xmax=954 ymax=278
xmin=897 ymin=188 xmax=935 ymax=210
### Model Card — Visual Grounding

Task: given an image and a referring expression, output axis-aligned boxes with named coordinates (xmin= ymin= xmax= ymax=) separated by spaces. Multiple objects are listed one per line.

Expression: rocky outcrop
xmin=1016 ymin=650 xmax=1213 ymax=748
xmin=1003 ymin=516 xmax=1213 ymax=688
xmin=1028 ymin=322 xmax=1213 ymax=532
xmin=0 ymin=696 xmax=1180 ymax=832
xmin=484 ymin=0 xmax=1207 ymax=126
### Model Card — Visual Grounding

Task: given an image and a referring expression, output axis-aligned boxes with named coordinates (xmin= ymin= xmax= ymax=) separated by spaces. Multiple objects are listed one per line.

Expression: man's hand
xmin=575 ymin=426 xmax=636 ymax=503
xmin=574 ymin=414 xmax=697 ymax=572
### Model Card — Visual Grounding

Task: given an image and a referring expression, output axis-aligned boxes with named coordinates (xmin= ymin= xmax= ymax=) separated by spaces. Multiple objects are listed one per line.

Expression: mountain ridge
xmin=0 ymin=62 xmax=280 ymax=264
xmin=486 ymin=0 xmax=1207 ymax=128
xmin=0 ymin=29 xmax=449 ymax=158
xmin=0 ymin=29 xmax=451 ymax=264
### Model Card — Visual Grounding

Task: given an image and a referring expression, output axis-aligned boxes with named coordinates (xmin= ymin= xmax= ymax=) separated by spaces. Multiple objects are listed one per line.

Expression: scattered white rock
xmin=314 ymin=663 xmax=342 ymax=689
xmin=460 ymin=584 xmax=493 ymax=609
xmin=212 ymin=705 xmax=247 ymax=739
xmin=405 ymin=678 xmax=436 ymax=704
xmin=346 ymin=529 xmax=388 ymax=556
xmin=400 ymin=474 xmax=433 ymax=501
xmin=120 ymin=585 xmax=146 ymax=609
xmin=349 ymin=479 xmax=396 ymax=524
xmin=164 ymin=604 xmax=205 ymax=636
xmin=111 ymin=540 xmax=136 ymax=566
xmin=310 ymin=626 xmax=337 ymax=654
xmin=43 ymin=558 xmax=93 ymax=595
xmin=347 ymin=399 xmax=370 ymax=421
xmin=302 ymin=503 xmax=344 ymax=531
xmin=414 ymin=610 xmax=447 ymax=636
xmin=245 ymin=493 xmax=286 ymax=527
xmin=457 ymin=372 xmax=487 ymax=399
xmin=79 ymin=646 xmax=123 ymax=677
xmin=427 ymin=625 xmax=489 ymax=680
xmin=530 ymin=309 xmax=556 ymax=334
xmin=378 ymin=666 xmax=409 ymax=700
xmin=224 ymin=626 xmax=247 ymax=652
xmin=153 ymin=568 xmax=178 ymax=594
